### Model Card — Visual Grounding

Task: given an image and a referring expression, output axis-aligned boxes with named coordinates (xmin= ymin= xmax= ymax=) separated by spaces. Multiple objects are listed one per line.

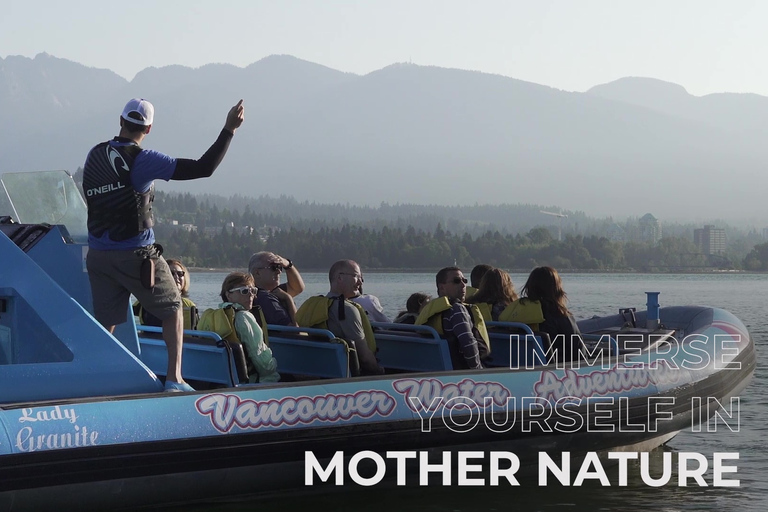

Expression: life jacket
xmin=498 ymin=299 xmax=545 ymax=331
xmin=135 ymin=297 xmax=198 ymax=330
xmin=295 ymin=295 xmax=377 ymax=353
xmin=198 ymin=306 xmax=239 ymax=344
xmin=415 ymin=296 xmax=491 ymax=365
xmin=198 ymin=304 xmax=270 ymax=344
xmin=474 ymin=302 xmax=494 ymax=324
xmin=83 ymin=141 xmax=154 ymax=241
xmin=198 ymin=305 xmax=271 ymax=381
xmin=465 ymin=286 xmax=479 ymax=299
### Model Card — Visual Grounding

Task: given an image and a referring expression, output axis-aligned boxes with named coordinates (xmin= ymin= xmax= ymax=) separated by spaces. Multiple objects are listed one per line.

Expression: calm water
xmin=176 ymin=271 xmax=766 ymax=512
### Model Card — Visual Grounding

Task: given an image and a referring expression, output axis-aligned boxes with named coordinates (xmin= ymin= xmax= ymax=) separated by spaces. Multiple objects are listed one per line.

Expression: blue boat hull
xmin=0 ymin=172 xmax=756 ymax=510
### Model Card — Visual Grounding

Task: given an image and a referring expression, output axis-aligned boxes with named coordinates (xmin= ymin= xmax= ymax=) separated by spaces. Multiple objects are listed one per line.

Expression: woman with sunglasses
xmin=210 ymin=272 xmax=279 ymax=383
xmin=134 ymin=258 xmax=199 ymax=330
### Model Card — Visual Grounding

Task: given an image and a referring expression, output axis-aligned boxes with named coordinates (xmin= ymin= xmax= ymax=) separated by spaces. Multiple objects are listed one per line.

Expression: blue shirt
xmin=87 ymin=141 xmax=176 ymax=250
xmin=253 ymin=289 xmax=292 ymax=326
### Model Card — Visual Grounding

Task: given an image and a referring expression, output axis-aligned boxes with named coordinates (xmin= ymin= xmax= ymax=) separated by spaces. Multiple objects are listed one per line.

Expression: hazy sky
xmin=2 ymin=0 xmax=767 ymax=96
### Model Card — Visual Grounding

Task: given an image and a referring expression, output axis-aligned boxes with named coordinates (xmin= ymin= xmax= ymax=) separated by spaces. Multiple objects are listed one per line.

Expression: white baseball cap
xmin=121 ymin=98 xmax=154 ymax=126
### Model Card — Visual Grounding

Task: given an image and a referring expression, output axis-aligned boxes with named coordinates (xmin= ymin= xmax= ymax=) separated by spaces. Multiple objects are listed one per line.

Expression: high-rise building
xmin=694 ymin=225 xmax=726 ymax=255
xmin=638 ymin=213 xmax=662 ymax=243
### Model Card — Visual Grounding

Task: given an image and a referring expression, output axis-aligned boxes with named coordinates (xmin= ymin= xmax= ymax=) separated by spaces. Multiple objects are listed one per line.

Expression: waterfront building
xmin=694 ymin=225 xmax=726 ymax=255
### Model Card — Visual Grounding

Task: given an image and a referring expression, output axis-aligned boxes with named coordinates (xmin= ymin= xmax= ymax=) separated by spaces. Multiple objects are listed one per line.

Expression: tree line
xmin=149 ymin=190 xmax=752 ymax=271
xmin=154 ymin=219 xmax=730 ymax=272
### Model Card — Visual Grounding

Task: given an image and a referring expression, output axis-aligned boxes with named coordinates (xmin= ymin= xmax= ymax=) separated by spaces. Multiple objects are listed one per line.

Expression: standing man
xmin=83 ymin=97 xmax=245 ymax=391
xmin=248 ymin=251 xmax=304 ymax=326
xmin=416 ymin=267 xmax=489 ymax=370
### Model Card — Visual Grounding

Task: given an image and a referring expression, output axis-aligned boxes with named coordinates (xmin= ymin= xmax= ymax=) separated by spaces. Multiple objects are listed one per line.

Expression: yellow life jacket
xmin=198 ymin=305 xmax=270 ymax=346
xmin=498 ymin=299 xmax=544 ymax=331
xmin=465 ymin=286 xmax=479 ymax=299
xmin=198 ymin=306 xmax=239 ymax=344
xmin=295 ymin=295 xmax=377 ymax=352
xmin=474 ymin=302 xmax=493 ymax=324
xmin=135 ymin=297 xmax=198 ymax=330
xmin=415 ymin=296 xmax=490 ymax=354
xmin=199 ymin=305 xmax=273 ymax=383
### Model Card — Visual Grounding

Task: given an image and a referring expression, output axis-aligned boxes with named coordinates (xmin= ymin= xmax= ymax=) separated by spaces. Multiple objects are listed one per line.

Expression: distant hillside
xmin=586 ymin=76 xmax=768 ymax=133
xmin=2 ymin=53 xmax=768 ymax=222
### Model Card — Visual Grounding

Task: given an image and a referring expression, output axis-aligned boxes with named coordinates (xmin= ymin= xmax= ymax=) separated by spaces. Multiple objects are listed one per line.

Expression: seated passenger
xmin=134 ymin=258 xmax=198 ymax=330
xmin=468 ymin=268 xmax=545 ymax=331
xmin=466 ymin=268 xmax=519 ymax=321
xmin=521 ymin=266 xmax=582 ymax=363
xmin=295 ymin=260 xmax=384 ymax=376
xmin=415 ymin=267 xmax=490 ymax=370
xmin=248 ymin=251 xmax=303 ymax=326
xmin=393 ymin=292 xmax=431 ymax=324
xmin=200 ymin=272 xmax=279 ymax=383
xmin=465 ymin=264 xmax=493 ymax=299
xmin=352 ymin=284 xmax=390 ymax=322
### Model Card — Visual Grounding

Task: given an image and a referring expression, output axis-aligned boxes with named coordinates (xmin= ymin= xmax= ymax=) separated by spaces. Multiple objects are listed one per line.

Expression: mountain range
xmin=1 ymin=52 xmax=766 ymax=223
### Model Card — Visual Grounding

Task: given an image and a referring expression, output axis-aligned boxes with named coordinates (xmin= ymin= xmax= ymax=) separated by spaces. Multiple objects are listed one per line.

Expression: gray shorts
xmin=86 ymin=245 xmax=181 ymax=327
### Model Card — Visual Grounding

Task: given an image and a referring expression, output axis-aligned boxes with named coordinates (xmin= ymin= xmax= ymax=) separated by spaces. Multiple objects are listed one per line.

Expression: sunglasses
xmin=255 ymin=264 xmax=283 ymax=272
xmin=451 ymin=277 xmax=468 ymax=285
xmin=171 ymin=270 xmax=185 ymax=277
xmin=228 ymin=286 xmax=257 ymax=295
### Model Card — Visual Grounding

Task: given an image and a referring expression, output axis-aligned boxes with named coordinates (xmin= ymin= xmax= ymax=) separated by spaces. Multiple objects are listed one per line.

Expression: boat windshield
xmin=0 ymin=170 xmax=88 ymax=243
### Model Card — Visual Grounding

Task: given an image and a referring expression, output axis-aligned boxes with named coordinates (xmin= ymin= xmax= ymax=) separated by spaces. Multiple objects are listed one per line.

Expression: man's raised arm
xmin=172 ymin=99 xmax=245 ymax=181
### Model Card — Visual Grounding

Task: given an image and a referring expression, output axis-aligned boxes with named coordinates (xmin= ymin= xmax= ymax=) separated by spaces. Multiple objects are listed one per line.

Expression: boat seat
xmin=371 ymin=322 xmax=453 ymax=372
xmin=484 ymin=321 xmax=548 ymax=368
xmin=137 ymin=326 xmax=247 ymax=387
xmin=267 ymin=325 xmax=351 ymax=379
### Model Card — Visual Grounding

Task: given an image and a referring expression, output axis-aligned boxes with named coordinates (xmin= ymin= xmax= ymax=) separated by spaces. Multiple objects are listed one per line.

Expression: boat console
xmin=0 ymin=171 xmax=163 ymax=402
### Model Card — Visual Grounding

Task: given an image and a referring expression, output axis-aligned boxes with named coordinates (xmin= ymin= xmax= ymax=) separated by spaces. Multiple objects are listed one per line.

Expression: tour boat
xmin=0 ymin=171 xmax=756 ymax=510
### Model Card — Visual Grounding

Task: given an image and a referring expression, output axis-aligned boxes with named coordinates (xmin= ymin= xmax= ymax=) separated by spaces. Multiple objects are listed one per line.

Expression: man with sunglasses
xmin=248 ymin=251 xmax=305 ymax=326
xmin=415 ymin=266 xmax=490 ymax=370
